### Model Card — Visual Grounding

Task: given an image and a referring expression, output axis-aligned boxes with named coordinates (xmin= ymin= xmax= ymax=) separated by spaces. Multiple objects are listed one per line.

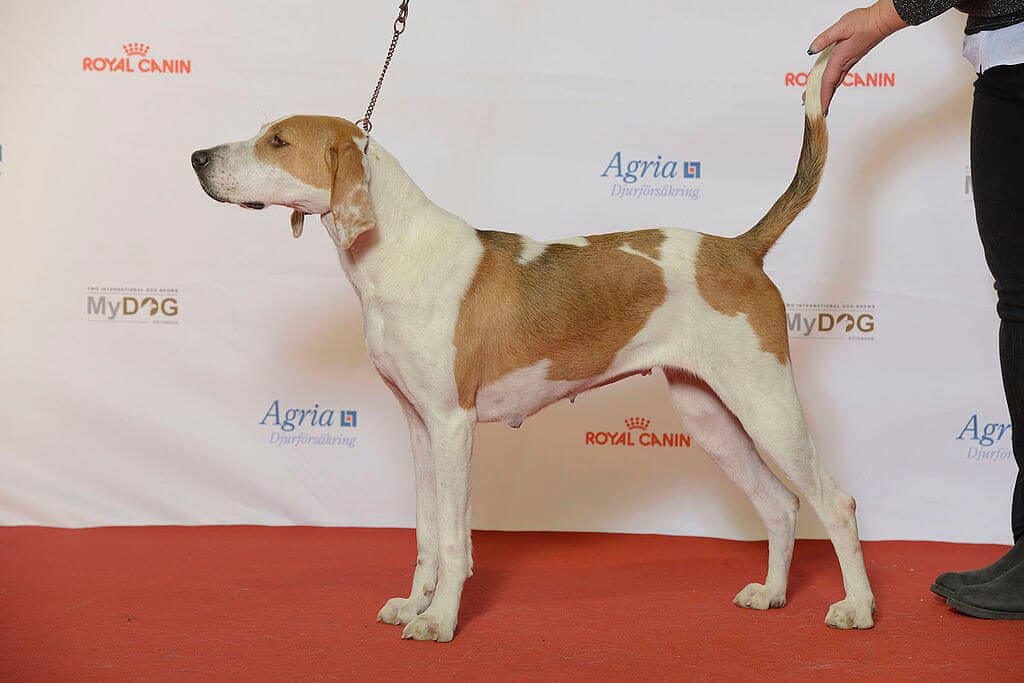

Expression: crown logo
xmin=625 ymin=417 xmax=650 ymax=431
xmin=122 ymin=42 xmax=150 ymax=57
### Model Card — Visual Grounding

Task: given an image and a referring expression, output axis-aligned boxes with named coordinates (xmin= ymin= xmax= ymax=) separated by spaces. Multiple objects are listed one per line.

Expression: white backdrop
xmin=0 ymin=1 xmax=1015 ymax=543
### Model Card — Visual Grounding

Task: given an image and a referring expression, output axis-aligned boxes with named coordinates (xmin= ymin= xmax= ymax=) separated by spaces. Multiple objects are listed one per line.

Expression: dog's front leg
xmin=378 ymin=396 xmax=438 ymax=626
xmin=402 ymin=409 xmax=475 ymax=642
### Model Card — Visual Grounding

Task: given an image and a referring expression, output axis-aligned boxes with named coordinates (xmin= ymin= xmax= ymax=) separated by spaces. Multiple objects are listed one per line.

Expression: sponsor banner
xmin=601 ymin=153 xmax=702 ymax=200
xmin=585 ymin=417 xmax=691 ymax=448
xmin=0 ymin=2 xmax=1010 ymax=542
xmin=86 ymin=287 xmax=180 ymax=324
xmin=82 ymin=43 xmax=192 ymax=75
xmin=786 ymin=303 xmax=876 ymax=341
xmin=957 ymin=413 xmax=1014 ymax=463
xmin=784 ymin=71 xmax=895 ymax=88
xmin=259 ymin=400 xmax=359 ymax=449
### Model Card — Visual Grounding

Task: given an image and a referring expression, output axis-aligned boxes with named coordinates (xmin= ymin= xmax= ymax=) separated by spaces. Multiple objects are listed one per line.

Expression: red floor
xmin=0 ymin=527 xmax=1021 ymax=681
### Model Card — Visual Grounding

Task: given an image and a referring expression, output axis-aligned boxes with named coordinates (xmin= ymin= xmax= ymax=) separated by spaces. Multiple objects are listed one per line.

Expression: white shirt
xmin=963 ymin=20 xmax=1024 ymax=72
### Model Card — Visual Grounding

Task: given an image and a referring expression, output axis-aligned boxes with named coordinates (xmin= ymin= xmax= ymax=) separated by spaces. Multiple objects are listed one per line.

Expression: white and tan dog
xmin=191 ymin=48 xmax=874 ymax=640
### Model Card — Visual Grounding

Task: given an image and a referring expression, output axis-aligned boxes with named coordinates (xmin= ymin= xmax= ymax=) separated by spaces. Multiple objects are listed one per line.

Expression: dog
xmin=191 ymin=47 xmax=874 ymax=641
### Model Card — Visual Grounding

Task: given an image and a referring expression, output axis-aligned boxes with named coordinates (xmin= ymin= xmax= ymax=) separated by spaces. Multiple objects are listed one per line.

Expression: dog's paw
xmin=401 ymin=610 xmax=456 ymax=642
xmin=825 ymin=597 xmax=875 ymax=629
xmin=377 ymin=597 xmax=427 ymax=626
xmin=733 ymin=582 xmax=786 ymax=610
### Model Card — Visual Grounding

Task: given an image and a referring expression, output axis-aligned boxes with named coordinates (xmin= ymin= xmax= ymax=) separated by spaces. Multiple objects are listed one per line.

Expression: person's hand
xmin=809 ymin=0 xmax=908 ymax=115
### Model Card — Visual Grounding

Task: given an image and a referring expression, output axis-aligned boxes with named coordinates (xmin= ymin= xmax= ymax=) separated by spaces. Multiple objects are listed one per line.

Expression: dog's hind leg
xmin=664 ymin=368 xmax=799 ymax=610
xmin=709 ymin=364 xmax=875 ymax=629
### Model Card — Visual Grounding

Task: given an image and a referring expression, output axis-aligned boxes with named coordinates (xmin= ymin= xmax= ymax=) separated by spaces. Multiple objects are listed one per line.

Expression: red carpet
xmin=1 ymin=527 xmax=1020 ymax=681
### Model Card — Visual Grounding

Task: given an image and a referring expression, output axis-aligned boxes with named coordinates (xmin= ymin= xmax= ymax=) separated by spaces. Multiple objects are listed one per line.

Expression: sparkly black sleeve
xmin=893 ymin=0 xmax=958 ymax=24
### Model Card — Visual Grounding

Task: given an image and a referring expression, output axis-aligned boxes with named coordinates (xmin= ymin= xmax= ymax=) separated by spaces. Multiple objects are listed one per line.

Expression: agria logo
xmin=957 ymin=413 xmax=1013 ymax=462
xmin=86 ymin=286 xmax=179 ymax=324
xmin=259 ymin=400 xmax=359 ymax=448
xmin=82 ymin=43 xmax=192 ymax=75
xmin=601 ymin=153 xmax=702 ymax=200
xmin=585 ymin=416 xmax=691 ymax=448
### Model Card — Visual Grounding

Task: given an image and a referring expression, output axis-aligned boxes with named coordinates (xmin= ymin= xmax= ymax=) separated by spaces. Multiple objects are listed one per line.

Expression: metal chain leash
xmin=355 ymin=0 xmax=410 ymax=135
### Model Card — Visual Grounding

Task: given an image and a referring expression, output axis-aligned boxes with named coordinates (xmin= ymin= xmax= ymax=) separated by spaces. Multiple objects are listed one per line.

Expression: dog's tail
xmin=736 ymin=46 xmax=832 ymax=260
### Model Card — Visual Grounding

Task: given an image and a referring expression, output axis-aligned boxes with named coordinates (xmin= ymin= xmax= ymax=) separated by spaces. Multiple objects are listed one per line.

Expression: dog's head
xmin=190 ymin=115 xmax=375 ymax=246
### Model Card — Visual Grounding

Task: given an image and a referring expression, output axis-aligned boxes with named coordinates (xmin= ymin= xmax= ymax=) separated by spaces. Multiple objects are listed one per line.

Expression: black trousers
xmin=971 ymin=63 xmax=1024 ymax=542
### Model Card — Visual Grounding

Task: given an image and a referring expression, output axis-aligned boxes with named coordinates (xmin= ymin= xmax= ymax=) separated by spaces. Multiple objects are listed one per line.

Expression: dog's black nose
xmin=191 ymin=150 xmax=210 ymax=170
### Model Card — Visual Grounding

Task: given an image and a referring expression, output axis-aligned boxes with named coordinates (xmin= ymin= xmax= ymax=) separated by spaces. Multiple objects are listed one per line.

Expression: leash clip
xmin=356 ymin=0 xmax=411 ymax=135
xmin=395 ymin=0 xmax=409 ymax=34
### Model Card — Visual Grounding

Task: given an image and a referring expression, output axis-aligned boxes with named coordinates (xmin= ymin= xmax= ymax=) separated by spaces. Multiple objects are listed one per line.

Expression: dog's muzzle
xmin=190 ymin=148 xmax=264 ymax=209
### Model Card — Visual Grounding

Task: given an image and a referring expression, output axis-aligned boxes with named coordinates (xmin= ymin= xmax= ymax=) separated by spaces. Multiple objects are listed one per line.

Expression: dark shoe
xmin=931 ymin=537 xmax=1024 ymax=598
xmin=948 ymin=559 xmax=1024 ymax=620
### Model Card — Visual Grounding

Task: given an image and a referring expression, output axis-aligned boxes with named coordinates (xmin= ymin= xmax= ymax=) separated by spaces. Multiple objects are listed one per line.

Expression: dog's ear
xmin=290 ymin=210 xmax=305 ymax=239
xmin=327 ymin=138 xmax=375 ymax=248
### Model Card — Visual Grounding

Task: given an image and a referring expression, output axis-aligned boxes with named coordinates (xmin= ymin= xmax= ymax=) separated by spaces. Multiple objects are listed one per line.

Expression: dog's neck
xmin=324 ymin=138 xmax=476 ymax=302
xmin=362 ymin=138 xmax=431 ymax=242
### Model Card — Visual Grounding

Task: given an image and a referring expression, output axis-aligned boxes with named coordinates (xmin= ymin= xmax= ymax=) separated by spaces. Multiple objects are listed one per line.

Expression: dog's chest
xmin=348 ymin=231 xmax=483 ymax=406
xmin=359 ymin=293 xmax=463 ymax=405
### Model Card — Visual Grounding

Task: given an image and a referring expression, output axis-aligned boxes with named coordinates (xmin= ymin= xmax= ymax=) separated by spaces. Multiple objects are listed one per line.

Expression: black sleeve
xmin=893 ymin=0 xmax=958 ymax=24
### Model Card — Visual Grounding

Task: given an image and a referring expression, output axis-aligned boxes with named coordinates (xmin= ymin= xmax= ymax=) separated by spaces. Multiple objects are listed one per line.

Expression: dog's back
xmin=457 ymin=47 xmax=832 ymax=416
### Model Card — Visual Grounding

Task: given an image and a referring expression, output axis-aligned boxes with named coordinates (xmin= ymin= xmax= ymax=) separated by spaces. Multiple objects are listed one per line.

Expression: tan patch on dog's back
xmin=695 ymin=235 xmax=789 ymax=365
xmin=584 ymin=230 xmax=665 ymax=259
xmin=454 ymin=230 xmax=668 ymax=409
xmin=253 ymin=115 xmax=365 ymax=189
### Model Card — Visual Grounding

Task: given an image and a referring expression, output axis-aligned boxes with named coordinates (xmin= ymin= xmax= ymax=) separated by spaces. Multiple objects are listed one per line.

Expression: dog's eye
xmin=269 ymin=134 xmax=289 ymax=148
